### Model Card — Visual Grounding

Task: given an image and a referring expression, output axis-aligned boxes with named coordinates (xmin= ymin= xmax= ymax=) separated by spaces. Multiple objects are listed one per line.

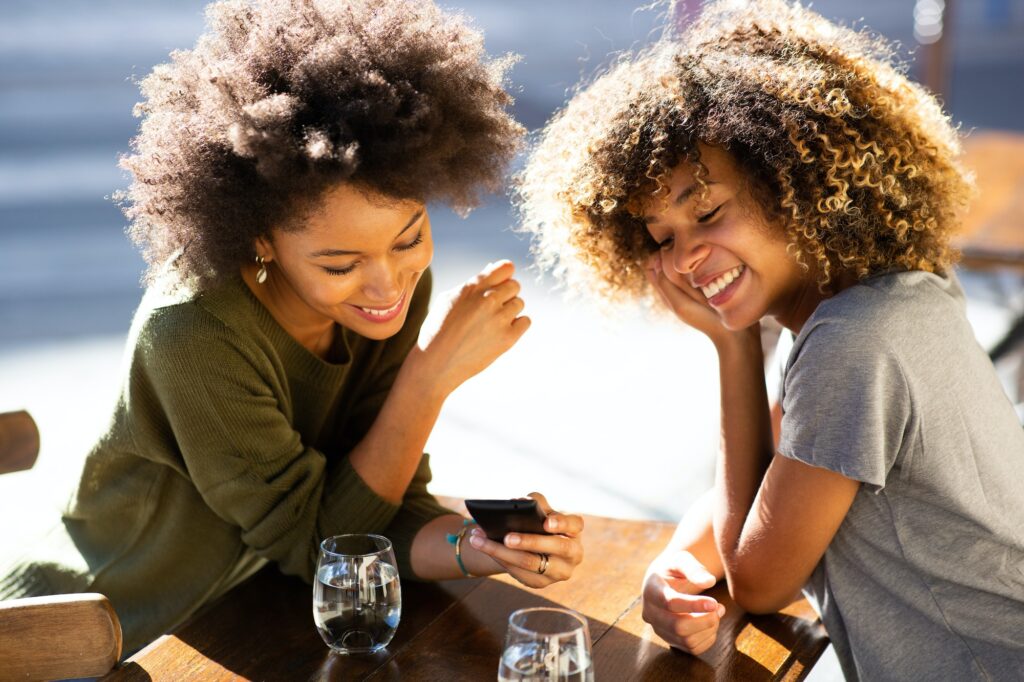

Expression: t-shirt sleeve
xmin=778 ymin=319 xmax=911 ymax=492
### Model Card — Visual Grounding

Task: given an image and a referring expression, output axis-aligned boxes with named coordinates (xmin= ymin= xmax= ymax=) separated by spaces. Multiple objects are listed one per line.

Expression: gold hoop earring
xmin=256 ymin=255 xmax=268 ymax=284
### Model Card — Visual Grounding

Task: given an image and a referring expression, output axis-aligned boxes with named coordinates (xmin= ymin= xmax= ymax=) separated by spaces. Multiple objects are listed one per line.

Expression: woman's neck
xmin=776 ymin=269 xmax=857 ymax=335
xmin=241 ymin=264 xmax=335 ymax=359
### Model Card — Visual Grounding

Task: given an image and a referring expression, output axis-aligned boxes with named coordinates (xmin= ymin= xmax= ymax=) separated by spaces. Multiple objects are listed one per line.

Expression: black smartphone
xmin=464 ymin=498 xmax=552 ymax=542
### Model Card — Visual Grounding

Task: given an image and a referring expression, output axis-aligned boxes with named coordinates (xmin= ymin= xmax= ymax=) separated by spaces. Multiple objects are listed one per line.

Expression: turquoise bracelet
xmin=445 ymin=519 xmax=476 ymax=577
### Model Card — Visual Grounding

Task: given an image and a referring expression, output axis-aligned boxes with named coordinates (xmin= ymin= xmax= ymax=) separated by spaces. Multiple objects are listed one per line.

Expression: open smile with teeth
xmin=358 ymin=298 xmax=403 ymax=317
xmin=699 ymin=264 xmax=744 ymax=299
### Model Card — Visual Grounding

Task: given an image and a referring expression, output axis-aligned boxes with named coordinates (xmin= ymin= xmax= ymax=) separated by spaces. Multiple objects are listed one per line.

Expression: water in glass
xmin=499 ymin=607 xmax=594 ymax=681
xmin=314 ymin=534 xmax=401 ymax=655
xmin=498 ymin=641 xmax=594 ymax=681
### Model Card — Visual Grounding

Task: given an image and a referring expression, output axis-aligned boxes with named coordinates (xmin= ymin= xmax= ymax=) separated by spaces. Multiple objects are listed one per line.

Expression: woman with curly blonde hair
xmin=0 ymin=0 xmax=584 ymax=654
xmin=520 ymin=1 xmax=1024 ymax=678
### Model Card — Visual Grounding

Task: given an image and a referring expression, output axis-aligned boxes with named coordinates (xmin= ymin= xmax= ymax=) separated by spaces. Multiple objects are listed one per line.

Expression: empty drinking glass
xmin=499 ymin=607 xmax=594 ymax=681
xmin=313 ymin=534 xmax=401 ymax=655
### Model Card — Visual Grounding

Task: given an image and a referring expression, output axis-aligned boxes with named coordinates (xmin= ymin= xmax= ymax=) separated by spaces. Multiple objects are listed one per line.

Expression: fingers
xmin=642 ymin=568 xmax=726 ymax=655
xmin=664 ymin=591 xmax=722 ymax=615
xmin=486 ymin=278 xmax=521 ymax=304
xmin=503 ymin=531 xmax=583 ymax=567
xmin=464 ymin=262 xmax=527 ymax=329
xmin=500 ymin=297 xmax=526 ymax=325
xmin=525 ymin=492 xmax=584 ymax=537
xmin=642 ymin=581 xmax=725 ymax=654
xmin=665 ymin=552 xmax=718 ymax=592
xmin=681 ymin=628 xmax=719 ymax=656
xmin=509 ymin=314 xmax=532 ymax=338
xmin=642 ymin=601 xmax=722 ymax=653
xmin=652 ymin=270 xmax=703 ymax=313
xmin=643 ymin=573 xmax=719 ymax=614
xmin=544 ymin=511 xmax=582 ymax=537
xmin=478 ymin=259 xmax=515 ymax=287
xmin=468 ymin=530 xmax=572 ymax=582
xmin=528 ymin=491 xmax=552 ymax=514
xmin=645 ymin=253 xmax=705 ymax=311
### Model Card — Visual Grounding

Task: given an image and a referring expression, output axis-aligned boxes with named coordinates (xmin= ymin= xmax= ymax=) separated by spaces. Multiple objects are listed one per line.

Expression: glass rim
xmin=506 ymin=606 xmax=589 ymax=638
xmin=319 ymin=533 xmax=393 ymax=558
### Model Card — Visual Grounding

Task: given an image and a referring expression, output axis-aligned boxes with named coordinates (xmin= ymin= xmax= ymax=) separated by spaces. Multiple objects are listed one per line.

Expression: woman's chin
xmin=718 ymin=310 xmax=761 ymax=332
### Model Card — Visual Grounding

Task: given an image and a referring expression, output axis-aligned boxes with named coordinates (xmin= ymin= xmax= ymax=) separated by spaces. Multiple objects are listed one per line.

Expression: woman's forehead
xmin=282 ymin=184 xmax=424 ymax=251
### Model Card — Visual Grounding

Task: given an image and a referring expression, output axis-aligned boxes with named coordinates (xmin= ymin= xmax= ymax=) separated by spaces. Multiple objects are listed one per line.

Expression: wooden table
xmin=101 ymin=514 xmax=828 ymax=681
xmin=956 ymin=131 xmax=1024 ymax=269
xmin=954 ymin=130 xmax=1024 ymax=361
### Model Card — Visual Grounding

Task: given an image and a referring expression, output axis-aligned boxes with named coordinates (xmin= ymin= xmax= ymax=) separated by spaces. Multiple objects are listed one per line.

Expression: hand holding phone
xmin=464 ymin=498 xmax=553 ymax=541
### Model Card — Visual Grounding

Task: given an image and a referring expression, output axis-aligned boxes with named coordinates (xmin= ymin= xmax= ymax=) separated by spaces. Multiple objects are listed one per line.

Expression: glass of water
xmin=499 ymin=607 xmax=594 ymax=681
xmin=313 ymin=534 xmax=401 ymax=655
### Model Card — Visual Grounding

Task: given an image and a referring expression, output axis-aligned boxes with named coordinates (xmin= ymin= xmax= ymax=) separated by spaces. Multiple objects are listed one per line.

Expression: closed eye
xmin=395 ymin=230 xmax=423 ymax=252
xmin=324 ymin=263 xmax=357 ymax=276
xmin=696 ymin=204 xmax=723 ymax=223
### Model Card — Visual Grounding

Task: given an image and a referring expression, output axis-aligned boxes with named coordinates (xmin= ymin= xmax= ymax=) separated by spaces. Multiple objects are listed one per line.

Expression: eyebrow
xmin=644 ymin=181 xmax=717 ymax=223
xmin=309 ymin=208 xmax=424 ymax=258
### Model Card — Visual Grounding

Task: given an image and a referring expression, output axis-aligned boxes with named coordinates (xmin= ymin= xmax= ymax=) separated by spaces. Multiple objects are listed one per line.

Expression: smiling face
xmin=255 ymin=183 xmax=433 ymax=342
xmin=642 ymin=144 xmax=821 ymax=332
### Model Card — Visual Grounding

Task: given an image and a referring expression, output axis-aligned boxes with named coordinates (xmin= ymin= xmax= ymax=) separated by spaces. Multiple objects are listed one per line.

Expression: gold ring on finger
xmin=536 ymin=553 xmax=549 ymax=575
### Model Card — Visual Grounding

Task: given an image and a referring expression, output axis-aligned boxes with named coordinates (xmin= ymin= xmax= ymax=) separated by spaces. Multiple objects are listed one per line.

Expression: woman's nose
xmin=671 ymin=239 xmax=710 ymax=275
xmin=363 ymin=260 xmax=402 ymax=302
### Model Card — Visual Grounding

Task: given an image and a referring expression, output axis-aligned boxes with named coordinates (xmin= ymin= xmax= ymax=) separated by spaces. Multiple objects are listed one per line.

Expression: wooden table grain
xmin=101 ymin=514 xmax=828 ymax=681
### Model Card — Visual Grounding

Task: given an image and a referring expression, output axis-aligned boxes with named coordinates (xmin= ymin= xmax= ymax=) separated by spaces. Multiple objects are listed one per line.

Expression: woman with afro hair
xmin=520 ymin=0 xmax=1024 ymax=678
xmin=0 ymin=0 xmax=583 ymax=653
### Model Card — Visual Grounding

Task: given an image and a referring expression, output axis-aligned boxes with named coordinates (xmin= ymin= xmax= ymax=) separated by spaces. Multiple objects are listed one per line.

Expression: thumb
xmin=665 ymin=551 xmax=717 ymax=591
xmin=654 ymin=270 xmax=706 ymax=314
xmin=662 ymin=587 xmax=721 ymax=615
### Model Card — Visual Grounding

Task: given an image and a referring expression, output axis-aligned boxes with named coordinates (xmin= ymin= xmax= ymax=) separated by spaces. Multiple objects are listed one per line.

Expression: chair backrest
xmin=0 ymin=593 xmax=122 ymax=681
xmin=0 ymin=412 xmax=123 ymax=680
xmin=0 ymin=410 xmax=40 ymax=475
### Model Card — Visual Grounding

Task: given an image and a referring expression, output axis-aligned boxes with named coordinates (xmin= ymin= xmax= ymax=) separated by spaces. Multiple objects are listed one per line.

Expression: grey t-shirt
xmin=778 ymin=270 xmax=1024 ymax=681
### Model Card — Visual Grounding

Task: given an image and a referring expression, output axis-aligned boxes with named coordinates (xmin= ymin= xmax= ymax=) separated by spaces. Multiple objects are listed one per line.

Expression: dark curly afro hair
xmin=519 ymin=0 xmax=973 ymax=303
xmin=119 ymin=0 xmax=525 ymax=289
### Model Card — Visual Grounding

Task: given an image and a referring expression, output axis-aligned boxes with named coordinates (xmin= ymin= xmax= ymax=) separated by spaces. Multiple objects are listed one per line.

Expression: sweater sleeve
xmin=383 ymin=453 xmax=459 ymax=581
xmin=131 ymin=273 xmax=436 ymax=582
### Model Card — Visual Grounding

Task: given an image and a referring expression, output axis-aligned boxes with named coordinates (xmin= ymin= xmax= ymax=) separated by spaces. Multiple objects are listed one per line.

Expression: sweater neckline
xmin=228 ymin=274 xmax=356 ymax=382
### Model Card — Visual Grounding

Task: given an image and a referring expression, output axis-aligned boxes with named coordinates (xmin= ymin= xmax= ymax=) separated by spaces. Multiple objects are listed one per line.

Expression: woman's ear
xmin=254 ymin=235 xmax=275 ymax=263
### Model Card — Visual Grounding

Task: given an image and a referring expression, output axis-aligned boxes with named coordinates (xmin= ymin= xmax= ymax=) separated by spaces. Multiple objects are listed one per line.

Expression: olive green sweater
xmin=0 ymin=269 xmax=451 ymax=652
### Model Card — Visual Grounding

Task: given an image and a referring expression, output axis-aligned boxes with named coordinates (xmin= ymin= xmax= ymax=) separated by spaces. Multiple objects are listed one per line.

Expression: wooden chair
xmin=0 ymin=410 xmax=39 ymax=475
xmin=0 ymin=410 xmax=123 ymax=681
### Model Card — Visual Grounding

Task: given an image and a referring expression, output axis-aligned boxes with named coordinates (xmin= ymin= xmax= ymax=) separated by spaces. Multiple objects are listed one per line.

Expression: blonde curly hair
xmin=518 ymin=0 xmax=973 ymax=302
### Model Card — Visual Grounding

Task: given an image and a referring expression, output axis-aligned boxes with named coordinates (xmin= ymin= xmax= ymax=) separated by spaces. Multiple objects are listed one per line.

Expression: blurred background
xmin=1 ymin=3 xmax=1023 ymax=675
xmin=3 ymin=0 xmax=1024 ymax=510
xmin=3 ymin=0 xmax=1024 ymax=512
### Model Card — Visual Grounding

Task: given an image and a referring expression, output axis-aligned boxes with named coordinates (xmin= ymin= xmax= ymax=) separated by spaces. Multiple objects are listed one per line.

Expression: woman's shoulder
xmin=131 ymin=273 xmax=263 ymax=359
xmin=805 ymin=270 xmax=962 ymax=336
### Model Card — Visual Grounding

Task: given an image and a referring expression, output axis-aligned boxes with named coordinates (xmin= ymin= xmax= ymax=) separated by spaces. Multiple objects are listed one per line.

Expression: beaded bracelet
xmin=445 ymin=518 xmax=476 ymax=578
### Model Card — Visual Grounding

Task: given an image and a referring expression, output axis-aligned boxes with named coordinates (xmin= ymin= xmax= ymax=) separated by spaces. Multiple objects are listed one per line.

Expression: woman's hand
xmin=641 ymin=548 xmax=725 ymax=656
xmin=646 ymin=254 xmax=736 ymax=345
xmin=410 ymin=260 xmax=530 ymax=398
xmin=468 ymin=492 xmax=584 ymax=588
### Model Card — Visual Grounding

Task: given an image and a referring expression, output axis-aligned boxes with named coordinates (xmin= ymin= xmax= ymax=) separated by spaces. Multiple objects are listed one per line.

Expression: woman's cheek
xmin=411 ymin=241 xmax=434 ymax=273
